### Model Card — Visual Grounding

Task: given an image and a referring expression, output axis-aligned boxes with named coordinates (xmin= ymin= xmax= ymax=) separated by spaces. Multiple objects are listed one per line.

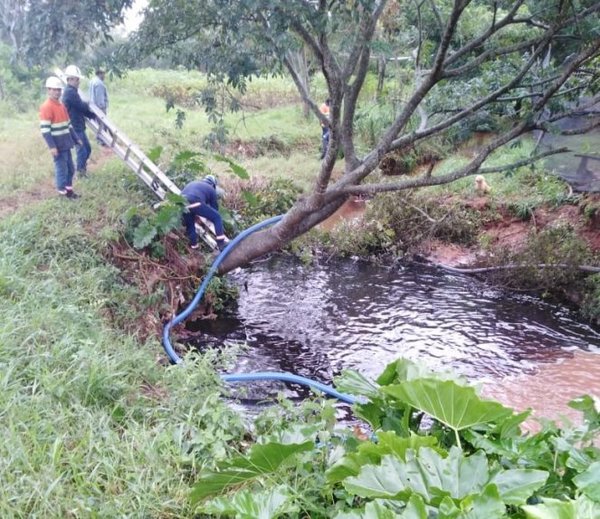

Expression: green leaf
xmin=326 ymin=432 xmax=437 ymax=484
xmin=342 ymin=455 xmax=410 ymax=499
xmin=343 ymin=447 xmax=490 ymax=504
xmin=569 ymin=395 xmax=600 ymax=426
xmin=242 ymin=189 xmax=259 ymax=206
xmin=154 ymin=204 xmax=184 ymax=234
xmin=459 ymin=483 xmax=505 ymax=519
xmin=490 ymin=469 xmax=548 ymax=505
xmin=164 ymin=192 xmax=187 ymax=205
xmin=574 ymin=461 xmax=600 ymax=501
xmin=521 ymin=496 xmax=600 ymax=519
xmin=132 ymin=220 xmax=157 ymax=249
xmin=147 ymin=145 xmax=163 ymax=163
xmin=376 ymin=359 xmax=435 ymax=386
xmin=228 ymin=441 xmax=313 ymax=472
xmin=383 ymin=379 xmax=514 ymax=437
xmin=213 ymin=153 xmax=250 ymax=179
xmin=399 ymin=495 xmax=429 ymax=519
xmin=190 ymin=441 xmax=313 ymax=503
xmin=334 ymin=495 xmax=428 ymax=518
xmin=174 ymin=150 xmax=202 ymax=163
xmin=198 ymin=485 xmax=296 ymax=519
xmin=491 ymin=409 xmax=531 ymax=438
xmin=438 ymin=484 xmax=506 ymax=519
xmin=190 ymin=468 xmax=257 ymax=504
xmin=335 ymin=369 xmax=381 ymax=399
xmin=376 ymin=359 xmax=465 ymax=387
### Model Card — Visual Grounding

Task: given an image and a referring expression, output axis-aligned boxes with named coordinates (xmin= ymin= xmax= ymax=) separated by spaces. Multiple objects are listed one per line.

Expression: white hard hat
xmin=45 ymin=76 xmax=64 ymax=89
xmin=204 ymin=175 xmax=217 ymax=187
xmin=64 ymin=65 xmax=83 ymax=79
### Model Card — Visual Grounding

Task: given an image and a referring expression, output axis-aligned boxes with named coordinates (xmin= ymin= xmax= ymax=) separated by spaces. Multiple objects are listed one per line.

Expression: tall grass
xmin=1 ymin=68 xmax=591 ymax=515
xmin=0 ymin=162 xmax=249 ymax=516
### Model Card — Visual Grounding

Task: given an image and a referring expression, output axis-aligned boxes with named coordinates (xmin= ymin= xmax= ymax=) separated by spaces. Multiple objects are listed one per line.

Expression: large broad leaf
xmin=438 ymin=483 xmax=506 ymax=519
xmin=326 ymin=432 xmax=438 ymax=484
xmin=132 ymin=220 xmax=157 ymax=249
xmin=189 ymin=441 xmax=313 ymax=503
xmin=213 ymin=154 xmax=250 ymax=179
xmin=521 ymin=495 xmax=600 ymax=519
xmin=490 ymin=469 xmax=548 ymax=505
xmin=573 ymin=461 xmax=600 ymax=501
xmin=376 ymin=359 xmax=465 ymax=387
xmin=383 ymin=379 xmax=514 ymax=441
xmin=154 ymin=203 xmax=184 ymax=234
xmin=342 ymin=455 xmax=413 ymax=500
xmin=568 ymin=395 xmax=600 ymax=426
xmin=335 ymin=369 xmax=381 ymax=399
xmin=376 ymin=359 xmax=438 ymax=386
xmin=343 ymin=447 xmax=489 ymax=504
xmin=334 ymin=495 xmax=428 ymax=519
xmin=198 ymin=485 xmax=296 ymax=519
xmin=165 ymin=192 xmax=187 ymax=205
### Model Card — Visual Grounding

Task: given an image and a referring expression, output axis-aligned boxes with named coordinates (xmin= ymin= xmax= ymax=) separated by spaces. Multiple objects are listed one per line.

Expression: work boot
xmin=66 ymin=190 xmax=80 ymax=199
xmin=217 ymin=240 xmax=226 ymax=251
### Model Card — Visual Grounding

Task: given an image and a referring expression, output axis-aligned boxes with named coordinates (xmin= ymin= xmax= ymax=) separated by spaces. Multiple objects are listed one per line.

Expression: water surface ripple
xmin=191 ymin=257 xmax=600 ymax=421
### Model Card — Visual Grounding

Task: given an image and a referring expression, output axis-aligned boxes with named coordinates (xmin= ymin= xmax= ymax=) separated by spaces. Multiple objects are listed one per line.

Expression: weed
xmin=581 ymin=274 xmax=600 ymax=324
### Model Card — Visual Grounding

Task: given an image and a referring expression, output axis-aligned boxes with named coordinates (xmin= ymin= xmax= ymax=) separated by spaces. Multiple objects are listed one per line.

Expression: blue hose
xmin=162 ymin=215 xmax=358 ymax=405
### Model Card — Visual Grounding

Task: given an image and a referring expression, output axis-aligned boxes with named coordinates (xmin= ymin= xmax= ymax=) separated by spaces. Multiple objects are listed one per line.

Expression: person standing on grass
xmin=89 ymin=68 xmax=109 ymax=146
xmin=39 ymin=76 xmax=81 ymax=199
xmin=319 ymin=98 xmax=331 ymax=160
xmin=181 ymin=175 xmax=228 ymax=251
xmin=62 ymin=65 xmax=96 ymax=178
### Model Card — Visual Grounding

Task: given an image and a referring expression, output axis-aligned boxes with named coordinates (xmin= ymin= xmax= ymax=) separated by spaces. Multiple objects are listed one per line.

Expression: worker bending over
xmin=181 ymin=175 xmax=227 ymax=251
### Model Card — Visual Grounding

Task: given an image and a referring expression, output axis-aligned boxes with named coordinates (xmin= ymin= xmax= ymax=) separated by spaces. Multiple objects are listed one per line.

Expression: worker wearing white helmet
xmin=62 ymin=64 xmax=96 ymax=178
xmin=39 ymin=76 xmax=81 ymax=198
xmin=181 ymin=175 xmax=228 ymax=251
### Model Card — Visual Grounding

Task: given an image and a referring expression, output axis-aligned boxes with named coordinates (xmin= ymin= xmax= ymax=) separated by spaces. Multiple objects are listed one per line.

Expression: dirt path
xmin=0 ymin=146 xmax=114 ymax=219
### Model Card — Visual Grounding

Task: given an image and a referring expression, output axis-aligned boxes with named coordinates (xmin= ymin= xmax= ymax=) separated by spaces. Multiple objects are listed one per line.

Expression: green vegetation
xmin=0 ymin=200 xmax=248 ymax=516
xmin=190 ymin=359 xmax=600 ymax=518
xmin=1 ymin=66 xmax=598 ymax=516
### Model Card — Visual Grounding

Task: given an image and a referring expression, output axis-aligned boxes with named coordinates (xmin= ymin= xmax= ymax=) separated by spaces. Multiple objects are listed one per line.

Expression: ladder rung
xmin=83 ymin=103 xmax=217 ymax=250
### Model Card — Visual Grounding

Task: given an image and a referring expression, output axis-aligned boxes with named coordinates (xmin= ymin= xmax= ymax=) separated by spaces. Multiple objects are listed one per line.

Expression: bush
xmin=489 ymin=224 xmax=595 ymax=299
xmin=223 ymin=176 xmax=302 ymax=225
xmin=581 ymin=274 xmax=600 ymax=324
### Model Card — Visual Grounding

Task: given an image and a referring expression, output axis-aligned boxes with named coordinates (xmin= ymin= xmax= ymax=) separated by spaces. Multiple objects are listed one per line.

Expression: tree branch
xmin=443 ymin=0 xmax=526 ymax=68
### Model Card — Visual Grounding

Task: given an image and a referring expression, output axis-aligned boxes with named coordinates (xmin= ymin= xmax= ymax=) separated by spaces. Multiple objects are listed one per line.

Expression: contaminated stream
xmin=189 ymin=255 xmax=600 ymax=427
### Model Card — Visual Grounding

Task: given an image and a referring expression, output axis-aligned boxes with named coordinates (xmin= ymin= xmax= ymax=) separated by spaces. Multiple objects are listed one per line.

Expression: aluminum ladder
xmin=86 ymin=105 xmax=218 ymax=249
xmin=54 ymin=68 xmax=217 ymax=250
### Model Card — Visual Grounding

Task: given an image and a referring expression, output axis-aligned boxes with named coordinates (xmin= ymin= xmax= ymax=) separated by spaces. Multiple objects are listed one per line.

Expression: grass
xmin=0 ymin=68 xmax=592 ymax=515
xmin=0 ymin=92 xmax=253 ymax=512
xmin=0 ymin=190 xmax=249 ymax=515
xmin=0 ymin=70 xmax=346 ymax=515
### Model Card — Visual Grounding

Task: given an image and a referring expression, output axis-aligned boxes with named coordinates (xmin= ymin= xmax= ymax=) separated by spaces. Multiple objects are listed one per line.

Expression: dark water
xmin=190 ymin=256 xmax=600 ymax=421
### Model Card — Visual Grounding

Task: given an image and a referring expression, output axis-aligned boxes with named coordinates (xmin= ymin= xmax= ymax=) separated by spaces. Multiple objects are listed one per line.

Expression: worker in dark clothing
xmin=181 ymin=175 xmax=227 ymax=251
xmin=319 ymin=98 xmax=331 ymax=160
xmin=62 ymin=65 xmax=96 ymax=177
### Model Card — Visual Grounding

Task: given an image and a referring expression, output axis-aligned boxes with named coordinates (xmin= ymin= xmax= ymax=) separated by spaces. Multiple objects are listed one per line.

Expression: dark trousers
xmin=321 ymin=127 xmax=330 ymax=158
xmin=183 ymin=204 xmax=225 ymax=246
xmin=74 ymin=130 xmax=91 ymax=172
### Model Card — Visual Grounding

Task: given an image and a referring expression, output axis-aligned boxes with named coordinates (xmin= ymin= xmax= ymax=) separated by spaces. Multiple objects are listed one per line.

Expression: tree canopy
xmin=0 ymin=0 xmax=133 ymax=66
xmin=127 ymin=0 xmax=600 ymax=272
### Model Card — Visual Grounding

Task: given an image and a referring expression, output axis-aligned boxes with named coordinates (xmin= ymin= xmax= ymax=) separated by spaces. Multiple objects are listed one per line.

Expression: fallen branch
xmin=431 ymin=263 xmax=600 ymax=274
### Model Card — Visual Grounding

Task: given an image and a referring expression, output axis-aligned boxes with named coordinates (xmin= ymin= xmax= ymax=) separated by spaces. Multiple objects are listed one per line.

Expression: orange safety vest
xmin=320 ymin=103 xmax=330 ymax=127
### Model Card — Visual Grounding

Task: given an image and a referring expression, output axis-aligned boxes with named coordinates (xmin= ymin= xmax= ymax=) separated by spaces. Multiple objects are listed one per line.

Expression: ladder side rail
xmin=87 ymin=109 xmax=218 ymax=248
xmin=87 ymin=104 xmax=182 ymax=196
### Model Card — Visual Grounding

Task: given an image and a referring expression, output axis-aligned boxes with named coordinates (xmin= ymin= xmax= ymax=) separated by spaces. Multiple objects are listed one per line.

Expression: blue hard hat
xmin=204 ymin=175 xmax=217 ymax=187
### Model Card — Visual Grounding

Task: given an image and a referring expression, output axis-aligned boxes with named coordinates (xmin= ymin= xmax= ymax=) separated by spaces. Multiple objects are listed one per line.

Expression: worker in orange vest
xmin=319 ymin=98 xmax=330 ymax=159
